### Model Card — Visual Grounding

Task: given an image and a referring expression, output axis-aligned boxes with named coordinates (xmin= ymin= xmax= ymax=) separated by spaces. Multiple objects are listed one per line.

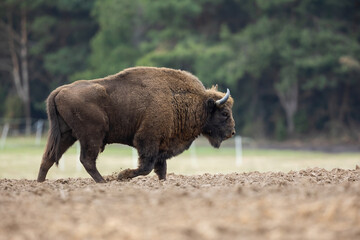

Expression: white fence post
xmin=35 ymin=120 xmax=44 ymax=146
xmin=0 ymin=123 xmax=10 ymax=149
xmin=235 ymin=135 xmax=243 ymax=166
xmin=76 ymin=142 xmax=82 ymax=172
xmin=59 ymin=156 xmax=65 ymax=171
xmin=190 ymin=141 xmax=198 ymax=168
xmin=132 ymin=148 xmax=138 ymax=168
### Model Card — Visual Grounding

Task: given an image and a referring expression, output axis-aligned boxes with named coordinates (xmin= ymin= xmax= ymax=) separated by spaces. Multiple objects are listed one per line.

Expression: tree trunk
xmin=7 ymin=13 xmax=23 ymax=97
xmin=20 ymin=9 xmax=31 ymax=135
xmin=276 ymin=82 xmax=298 ymax=136
xmin=5 ymin=10 xmax=31 ymax=135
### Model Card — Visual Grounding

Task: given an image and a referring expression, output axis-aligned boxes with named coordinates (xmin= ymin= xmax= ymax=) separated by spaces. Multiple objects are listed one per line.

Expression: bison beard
xmin=37 ymin=67 xmax=235 ymax=183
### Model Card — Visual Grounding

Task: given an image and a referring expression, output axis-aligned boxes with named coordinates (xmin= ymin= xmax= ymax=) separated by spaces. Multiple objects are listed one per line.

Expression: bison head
xmin=202 ymin=88 xmax=236 ymax=148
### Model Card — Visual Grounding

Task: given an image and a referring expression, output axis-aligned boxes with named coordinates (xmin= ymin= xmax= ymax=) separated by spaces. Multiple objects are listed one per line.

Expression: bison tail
xmin=43 ymin=89 xmax=62 ymax=166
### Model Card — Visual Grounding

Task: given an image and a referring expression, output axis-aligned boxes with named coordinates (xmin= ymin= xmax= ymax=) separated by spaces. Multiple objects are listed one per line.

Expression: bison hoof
xmin=117 ymin=169 xmax=133 ymax=181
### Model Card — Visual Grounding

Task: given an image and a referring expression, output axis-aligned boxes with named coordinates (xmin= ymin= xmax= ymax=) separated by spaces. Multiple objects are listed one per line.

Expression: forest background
xmin=0 ymin=0 xmax=359 ymax=143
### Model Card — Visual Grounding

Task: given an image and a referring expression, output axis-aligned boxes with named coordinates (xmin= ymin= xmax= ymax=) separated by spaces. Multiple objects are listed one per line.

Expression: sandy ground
xmin=1 ymin=167 xmax=360 ymax=240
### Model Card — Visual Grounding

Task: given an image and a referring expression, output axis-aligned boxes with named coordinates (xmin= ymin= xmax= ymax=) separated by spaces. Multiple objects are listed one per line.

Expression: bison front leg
xmin=154 ymin=160 xmax=167 ymax=180
xmin=118 ymin=133 xmax=162 ymax=181
xmin=117 ymin=156 xmax=155 ymax=181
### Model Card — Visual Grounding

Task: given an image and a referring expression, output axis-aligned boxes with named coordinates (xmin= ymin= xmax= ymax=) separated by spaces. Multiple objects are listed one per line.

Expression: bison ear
xmin=211 ymin=84 xmax=218 ymax=91
xmin=206 ymin=98 xmax=216 ymax=113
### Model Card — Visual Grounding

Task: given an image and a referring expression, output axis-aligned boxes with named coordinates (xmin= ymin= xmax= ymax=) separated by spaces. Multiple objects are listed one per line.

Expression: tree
xmin=208 ymin=0 xmax=360 ymax=137
xmin=2 ymin=0 xmax=355 ymax=140
xmin=0 ymin=0 xmax=97 ymax=128
xmin=0 ymin=1 xmax=31 ymax=134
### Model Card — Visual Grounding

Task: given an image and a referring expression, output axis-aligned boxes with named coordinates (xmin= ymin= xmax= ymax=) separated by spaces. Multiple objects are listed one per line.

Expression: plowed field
xmin=1 ymin=168 xmax=360 ymax=240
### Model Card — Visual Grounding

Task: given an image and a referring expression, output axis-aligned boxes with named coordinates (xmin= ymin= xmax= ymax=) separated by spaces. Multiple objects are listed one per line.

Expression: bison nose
xmin=232 ymin=130 xmax=236 ymax=136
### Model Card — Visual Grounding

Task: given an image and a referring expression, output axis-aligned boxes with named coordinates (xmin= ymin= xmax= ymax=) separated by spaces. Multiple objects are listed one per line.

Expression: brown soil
xmin=1 ymin=168 xmax=360 ymax=240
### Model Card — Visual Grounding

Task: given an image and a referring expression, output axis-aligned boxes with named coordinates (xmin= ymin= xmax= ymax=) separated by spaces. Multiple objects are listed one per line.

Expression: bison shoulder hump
xmin=93 ymin=84 xmax=107 ymax=96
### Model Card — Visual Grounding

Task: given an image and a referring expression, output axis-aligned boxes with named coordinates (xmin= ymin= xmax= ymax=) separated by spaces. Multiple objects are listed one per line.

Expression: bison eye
xmin=222 ymin=112 xmax=229 ymax=118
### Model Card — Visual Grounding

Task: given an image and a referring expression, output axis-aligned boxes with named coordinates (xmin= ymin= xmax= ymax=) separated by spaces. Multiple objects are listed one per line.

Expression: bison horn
xmin=215 ymin=88 xmax=230 ymax=106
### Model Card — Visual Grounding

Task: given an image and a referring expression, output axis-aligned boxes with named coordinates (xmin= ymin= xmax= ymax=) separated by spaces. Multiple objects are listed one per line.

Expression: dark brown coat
xmin=37 ymin=67 xmax=235 ymax=182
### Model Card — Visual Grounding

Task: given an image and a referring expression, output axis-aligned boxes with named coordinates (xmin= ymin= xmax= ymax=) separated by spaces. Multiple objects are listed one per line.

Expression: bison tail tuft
xmin=43 ymin=90 xmax=62 ymax=166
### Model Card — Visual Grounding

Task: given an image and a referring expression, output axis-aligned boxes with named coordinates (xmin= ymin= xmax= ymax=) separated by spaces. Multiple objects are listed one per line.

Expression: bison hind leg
xmin=37 ymin=132 xmax=76 ymax=182
xmin=79 ymin=140 xmax=106 ymax=183
xmin=37 ymin=158 xmax=54 ymax=182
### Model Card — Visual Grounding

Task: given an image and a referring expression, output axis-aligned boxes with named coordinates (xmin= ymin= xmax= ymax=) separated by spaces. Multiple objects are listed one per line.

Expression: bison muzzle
xmin=37 ymin=67 xmax=235 ymax=183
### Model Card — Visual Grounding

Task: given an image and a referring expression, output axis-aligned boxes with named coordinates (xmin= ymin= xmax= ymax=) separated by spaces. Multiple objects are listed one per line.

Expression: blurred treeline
xmin=0 ymin=0 xmax=359 ymax=141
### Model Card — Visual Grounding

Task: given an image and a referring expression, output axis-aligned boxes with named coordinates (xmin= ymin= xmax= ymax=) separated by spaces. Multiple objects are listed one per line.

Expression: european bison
xmin=37 ymin=67 xmax=235 ymax=183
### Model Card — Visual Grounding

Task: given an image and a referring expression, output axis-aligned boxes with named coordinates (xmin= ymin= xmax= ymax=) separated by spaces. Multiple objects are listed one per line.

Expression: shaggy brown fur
xmin=37 ymin=67 xmax=235 ymax=183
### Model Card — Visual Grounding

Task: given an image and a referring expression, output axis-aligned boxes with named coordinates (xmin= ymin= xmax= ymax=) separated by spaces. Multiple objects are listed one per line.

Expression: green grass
xmin=0 ymin=136 xmax=359 ymax=180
